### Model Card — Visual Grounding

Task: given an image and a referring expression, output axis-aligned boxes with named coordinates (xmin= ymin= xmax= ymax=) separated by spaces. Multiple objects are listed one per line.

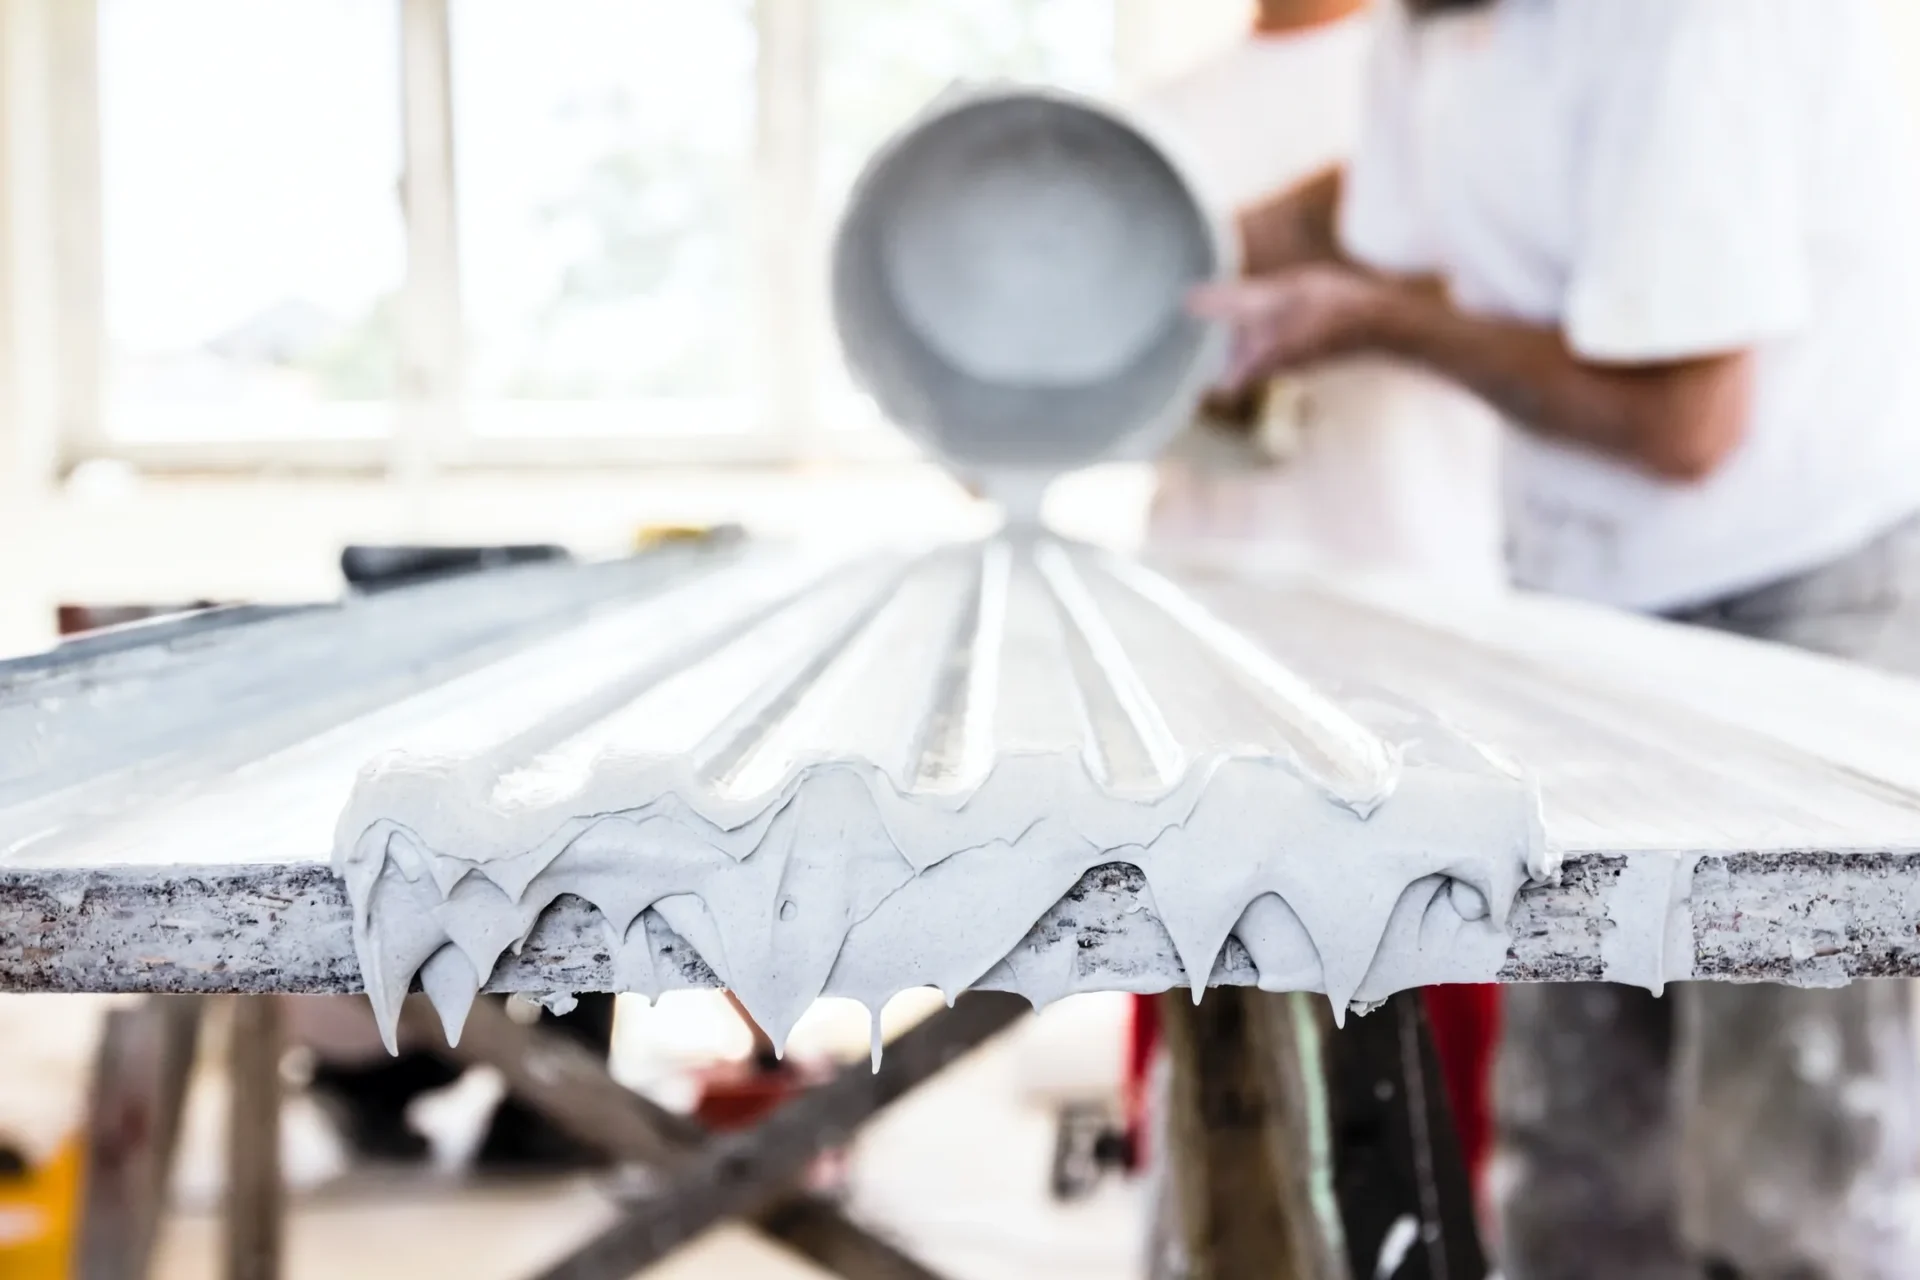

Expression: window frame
xmin=32 ymin=0 xmax=839 ymax=478
xmin=8 ymin=0 xmax=1139 ymax=480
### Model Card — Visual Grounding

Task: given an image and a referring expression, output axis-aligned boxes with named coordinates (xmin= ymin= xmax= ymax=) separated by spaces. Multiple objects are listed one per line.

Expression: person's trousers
xmin=1496 ymin=515 xmax=1920 ymax=1280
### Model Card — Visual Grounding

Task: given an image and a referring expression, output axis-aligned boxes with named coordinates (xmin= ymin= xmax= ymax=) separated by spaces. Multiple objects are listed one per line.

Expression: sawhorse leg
xmin=527 ymin=990 xmax=1028 ymax=1280
xmin=74 ymin=995 xmax=287 ymax=1280
xmin=1324 ymin=993 xmax=1484 ymax=1280
xmin=410 ymin=992 xmax=1028 ymax=1280
xmin=1156 ymin=988 xmax=1348 ymax=1280
xmin=1154 ymin=988 xmax=1486 ymax=1280
xmin=74 ymin=996 xmax=203 ymax=1280
xmin=223 ymin=997 xmax=282 ymax=1280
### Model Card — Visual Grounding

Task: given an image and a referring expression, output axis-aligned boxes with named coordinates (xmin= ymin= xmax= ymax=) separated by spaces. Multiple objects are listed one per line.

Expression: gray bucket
xmin=832 ymin=83 xmax=1233 ymax=511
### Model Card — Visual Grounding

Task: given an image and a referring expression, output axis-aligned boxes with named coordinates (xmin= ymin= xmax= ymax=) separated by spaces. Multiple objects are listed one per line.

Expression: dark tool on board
xmin=340 ymin=544 xmax=572 ymax=593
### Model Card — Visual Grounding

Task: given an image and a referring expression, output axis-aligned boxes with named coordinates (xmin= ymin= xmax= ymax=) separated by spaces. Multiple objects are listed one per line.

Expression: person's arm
xmin=1190 ymin=268 xmax=1753 ymax=483
xmin=1372 ymin=287 xmax=1752 ymax=482
xmin=1236 ymin=166 xmax=1346 ymax=275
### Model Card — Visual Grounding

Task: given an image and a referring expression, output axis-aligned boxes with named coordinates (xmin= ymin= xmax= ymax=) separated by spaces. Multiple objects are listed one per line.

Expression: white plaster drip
xmin=1599 ymin=852 xmax=1704 ymax=995
xmin=327 ymin=539 xmax=1565 ymax=1060
xmin=333 ymin=720 xmax=1545 ymax=1056
xmin=1374 ymin=1214 xmax=1420 ymax=1279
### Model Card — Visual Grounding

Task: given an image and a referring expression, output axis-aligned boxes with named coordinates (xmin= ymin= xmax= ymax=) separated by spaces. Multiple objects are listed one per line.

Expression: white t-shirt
xmin=1342 ymin=0 xmax=1920 ymax=612
xmin=1134 ymin=19 xmax=1506 ymax=591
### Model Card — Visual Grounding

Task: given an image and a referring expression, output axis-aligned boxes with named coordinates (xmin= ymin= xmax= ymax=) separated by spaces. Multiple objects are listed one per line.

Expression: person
xmin=1122 ymin=0 xmax=1508 ymax=1214
xmin=1133 ymin=0 xmax=1503 ymax=588
xmin=1191 ymin=1 xmax=1920 ymax=1276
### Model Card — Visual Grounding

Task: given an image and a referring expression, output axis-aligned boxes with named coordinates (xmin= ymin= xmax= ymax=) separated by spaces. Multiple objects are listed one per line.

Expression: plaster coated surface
xmin=12 ymin=541 xmax=1920 ymax=1005
xmin=330 ymin=538 xmax=1557 ymax=1054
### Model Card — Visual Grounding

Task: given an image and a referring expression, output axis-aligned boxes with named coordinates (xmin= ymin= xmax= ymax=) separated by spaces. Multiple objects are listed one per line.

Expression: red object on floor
xmin=1121 ymin=986 xmax=1501 ymax=1195
xmin=690 ymin=1058 xmax=830 ymax=1131
xmin=1422 ymin=983 xmax=1500 ymax=1189
xmin=692 ymin=1056 xmax=848 ymax=1193
xmin=1122 ymin=994 xmax=1161 ymax=1171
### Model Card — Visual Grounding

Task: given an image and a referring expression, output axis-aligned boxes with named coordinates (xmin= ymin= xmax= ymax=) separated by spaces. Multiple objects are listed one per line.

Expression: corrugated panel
xmin=319 ymin=534 xmax=1920 ymax=1051
xmin=1212 ymin=576 xmax=1920 ymax=851
xmin=10 ymin=535 xmax=1920 ymax=1024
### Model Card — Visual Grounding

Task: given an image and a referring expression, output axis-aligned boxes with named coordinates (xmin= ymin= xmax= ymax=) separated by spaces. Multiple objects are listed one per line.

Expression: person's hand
xmin=1197 ymin=384 xmax=1264 ymax=432
xmin=1188 ymin=264 xmax=1386 ymax=397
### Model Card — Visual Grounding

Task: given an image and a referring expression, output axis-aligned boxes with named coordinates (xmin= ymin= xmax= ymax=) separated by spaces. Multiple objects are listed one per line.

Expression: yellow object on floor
xmin=0 ymin=1137 xmax=81 ymax=1280
xmin=631 ymin=523 xmax=716 ymax=551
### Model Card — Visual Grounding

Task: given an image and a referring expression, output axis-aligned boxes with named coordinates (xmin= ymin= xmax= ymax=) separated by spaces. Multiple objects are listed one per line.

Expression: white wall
xmin=1113 ymin=0 xmax=1247 ymax=91
xmin=0 ymin=0 xmax=64 ymax=653
xmin=1119 ymin=1 xmax=1920 ymax=121
xmin=1884 ymin=0 xmax=1920 ymax=140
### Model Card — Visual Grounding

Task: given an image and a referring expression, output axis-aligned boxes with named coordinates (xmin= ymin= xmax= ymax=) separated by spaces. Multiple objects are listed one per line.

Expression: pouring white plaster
xmin=312 ymin=85 xmax=1567 ymax=1060
xmin=313 ymin=533 xmax=1784 ymax=1059
xmin=332 ymin=674 xmax=1556 ymax=1057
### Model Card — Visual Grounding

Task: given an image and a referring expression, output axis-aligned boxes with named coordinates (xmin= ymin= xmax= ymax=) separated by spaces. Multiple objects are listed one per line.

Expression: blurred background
xmin=7 ymin=1 xmax=1920 ymax=1277
xmin=3 ymin=0 xmax=1917 ymax=651
xmin=0 ymin=4 xmax=1253 ymax=1276
xmin=0 ymin=0 xmax=1282 ymax=660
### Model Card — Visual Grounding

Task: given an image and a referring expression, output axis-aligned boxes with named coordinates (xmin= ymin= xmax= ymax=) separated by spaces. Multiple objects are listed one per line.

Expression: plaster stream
xmin=328 ymin=544 xmax=1705 ymax=1064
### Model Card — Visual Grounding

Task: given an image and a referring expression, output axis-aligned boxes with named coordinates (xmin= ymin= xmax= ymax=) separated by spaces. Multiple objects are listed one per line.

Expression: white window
xmin=99 ymin=0 xmax=405 ymax=445
xmin=65 ymin=0 xmax=1118 ymax=471
xmin=452 ymin=0 xmax=758 ymax=443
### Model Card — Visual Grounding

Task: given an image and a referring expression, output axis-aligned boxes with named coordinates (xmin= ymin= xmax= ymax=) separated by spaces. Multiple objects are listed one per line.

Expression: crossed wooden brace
xmin=71 ymin=990 xmax=1028 ymax=1280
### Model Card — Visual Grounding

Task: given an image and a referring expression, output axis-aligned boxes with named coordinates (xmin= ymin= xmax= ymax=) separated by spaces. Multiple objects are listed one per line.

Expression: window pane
xmin=816 ymin=0 xmax=1115 ymax=432
xmin=452 ymin=0 xmax=756 ymax=437
xmin=100 ymin=0 xmax=404 ymax=442
xmin=819 ymin=0 xmax=1113 ymax=206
